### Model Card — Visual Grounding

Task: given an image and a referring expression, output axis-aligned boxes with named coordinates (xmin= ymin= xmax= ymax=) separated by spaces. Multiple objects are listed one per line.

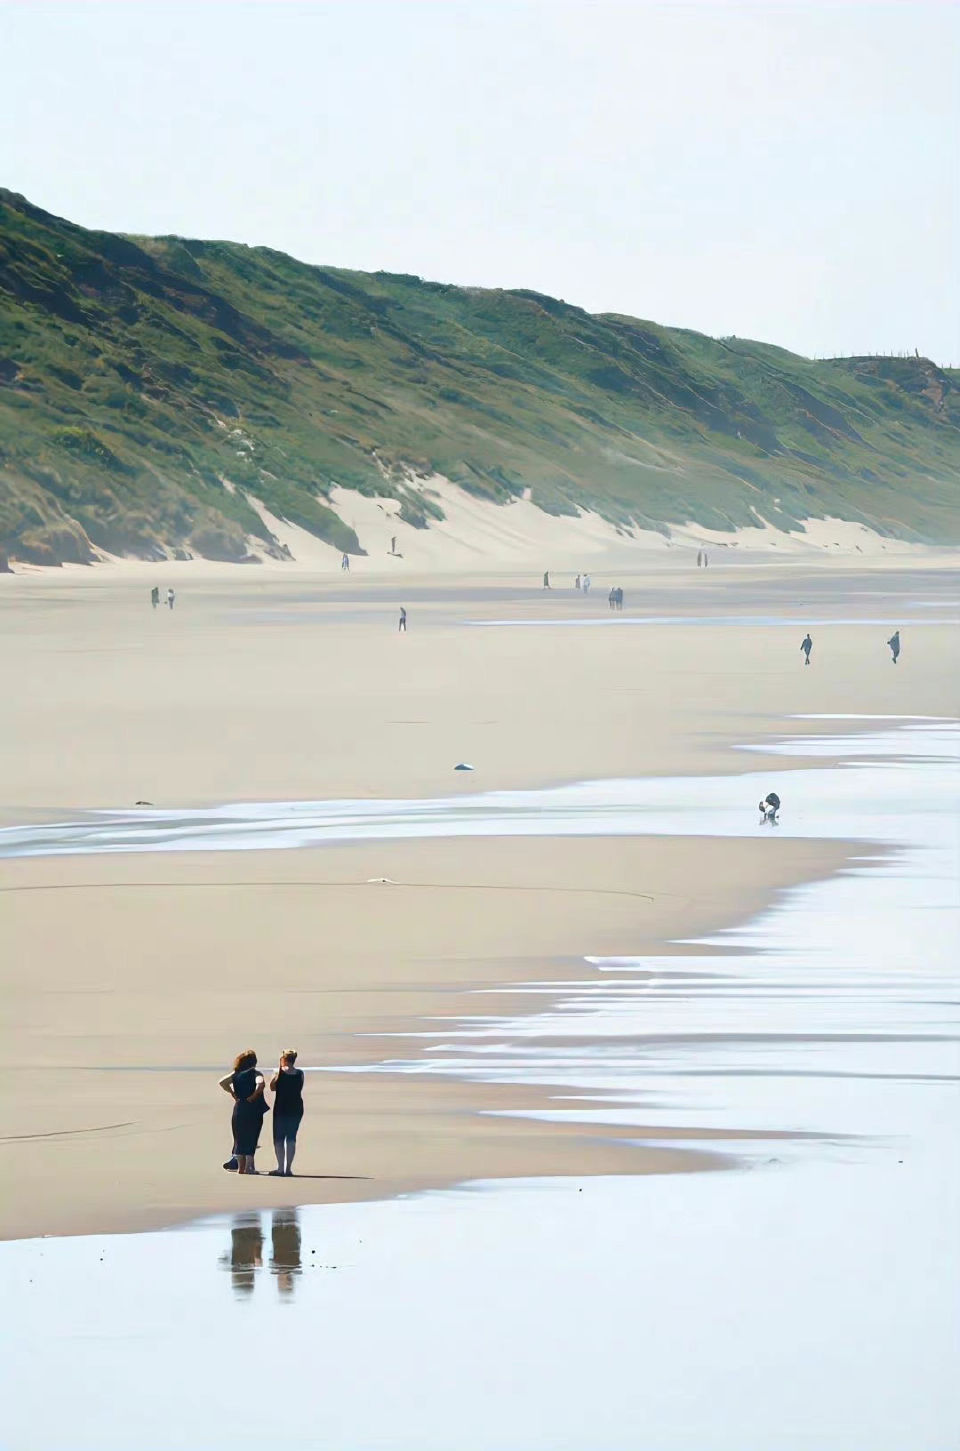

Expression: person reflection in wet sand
xmin=221 ymin=1213 xmax=263 ymax=1296
xmin=270 ymin=1208 xmax=302 ymax=1297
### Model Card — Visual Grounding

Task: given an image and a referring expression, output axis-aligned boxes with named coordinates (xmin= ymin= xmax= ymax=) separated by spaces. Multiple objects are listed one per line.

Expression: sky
xmin=3 ymin=1 xmax=957 ymax=362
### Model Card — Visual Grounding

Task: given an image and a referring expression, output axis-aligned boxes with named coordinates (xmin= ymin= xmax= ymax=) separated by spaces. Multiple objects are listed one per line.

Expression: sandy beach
xmin=1 ymin=551 xmax=957 ymax=1239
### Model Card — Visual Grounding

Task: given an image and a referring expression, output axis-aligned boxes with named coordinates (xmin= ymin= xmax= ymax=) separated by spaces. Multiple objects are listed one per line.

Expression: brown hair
xmin=281 ymin=1049 xmax=298 ymax=1065
xmin=233 ymin=1049 xmax=257 ymax=1072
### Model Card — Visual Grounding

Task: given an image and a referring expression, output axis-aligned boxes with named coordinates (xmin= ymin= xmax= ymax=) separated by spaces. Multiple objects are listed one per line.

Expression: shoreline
xmin=1 ymin=827 xmax=855 ymax=1241
xmin=3 ymin=716 xmax=956 ymax=1449
xmin=2 ymin=562 xmax=956 ymax=1241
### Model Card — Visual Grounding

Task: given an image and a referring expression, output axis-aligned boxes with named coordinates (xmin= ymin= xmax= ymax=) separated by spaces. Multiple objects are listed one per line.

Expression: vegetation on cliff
xmin=1 ymin=189 xmax=957 ymax=564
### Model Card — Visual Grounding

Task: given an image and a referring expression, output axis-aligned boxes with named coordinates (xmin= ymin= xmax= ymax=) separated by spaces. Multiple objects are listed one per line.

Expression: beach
xmin=0 ymin=552 xmax=957 ymax=1242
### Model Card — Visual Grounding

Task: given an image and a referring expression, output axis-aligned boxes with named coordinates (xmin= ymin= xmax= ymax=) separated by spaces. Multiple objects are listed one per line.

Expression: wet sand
xmin=0 ymin=831 xmax=851 ymax=1238
xmin=2 ymin=719 xmax=957 ymax=1451
xmin=0 ymin=558 xmax=956 ymax=1239
xmin=1 ymin=559 xmax=957 ymax=813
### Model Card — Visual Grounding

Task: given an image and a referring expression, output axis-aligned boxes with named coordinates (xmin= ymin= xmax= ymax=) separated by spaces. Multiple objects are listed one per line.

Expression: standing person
xmin=391 ymin=536 xmax=397 ymax=555
xmin=616 ymin=587 xmax=624 ymax=611
xmin=269 ymin=1051 xmax=305 ymax=1177
xmin=801 ymin=632 xmax=813 ymax=665
xmin=543 ymin=571 xmax=551 ymax=589
xmin=218 ymin=1050 xmax=268 ymax=1175
xmin=608 ymin=588 xmax=616 ymax=611
xmin=166 ymin=587 xmax=176 ymax=610
xmin=887 ymin=629 xmax=901 ymax=664
xmin=398 ymin=606 xmax=407 ymax=633
xmin=575 ymin=574 xmax=581 ymax=591
xmin=341 ymin=552 xmax=350 ymax=572
xmin=696 ymin=550 xmax=703 ymax=569
xmin=583 ymin=574 xmax=591 ymax=594
xmin=703 ymin=550 xmax=709 ymax=568
xmin=151 ymin=585 xmax=160 ymax=609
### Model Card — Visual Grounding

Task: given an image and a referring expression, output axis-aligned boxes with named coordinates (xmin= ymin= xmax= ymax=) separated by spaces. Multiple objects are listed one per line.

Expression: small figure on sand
xmin=575 ymin=574 xmax=581 ymax=591
xmin=583 ymin=573 xmax=591 ymax=594
xmin=608 ymin=588 xmax=616 ymax=611
xmin=341 ymin=552 xmax=350 ymax=572
xmin=150 ymin=585 xmax=160 ymax=609
xmin=697 ymin=549 xmax=703 ymax=568
xmin=391 ymin=536 xmax=397 ymax=555
xmin=166 ymin=587 xmax=176 ymax=611
xmin=615 ymin=587 xmax=624 ymax=611
xmin=219 ymin=1050 xmax=269 ymax=1175
xmin=758 ymin=791 xmax=781 ymax=824
xmin=399 ymin=606 xmax=407 ymax=633
xmin=801 ymin=632 xmax=813 ymax=665
xmin=269 ymin=1050 xmax=305 ymax=1177
xmin=543 ymin=571 xmax=551 ymax=589
xmin=887 ymin=629 xmax=901 ymax=664
xmin=702 ymin=549 xmax=709 ymax=568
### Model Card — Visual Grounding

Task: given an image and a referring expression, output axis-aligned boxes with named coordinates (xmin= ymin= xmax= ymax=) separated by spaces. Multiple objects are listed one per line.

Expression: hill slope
xmin=1 ymin=189 xmax=958 ymax=565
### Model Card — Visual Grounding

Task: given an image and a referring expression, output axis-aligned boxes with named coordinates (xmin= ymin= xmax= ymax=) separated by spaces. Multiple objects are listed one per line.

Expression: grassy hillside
xmin=1 ymin=188 xmax=958 ymax=565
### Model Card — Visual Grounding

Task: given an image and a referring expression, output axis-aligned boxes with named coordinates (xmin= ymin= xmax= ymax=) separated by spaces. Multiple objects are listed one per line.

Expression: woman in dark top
xmin=269 ymin=1050 xmax=305 ymax=1177
xmin=218 ymin=1050 xmax=268 ymax=1174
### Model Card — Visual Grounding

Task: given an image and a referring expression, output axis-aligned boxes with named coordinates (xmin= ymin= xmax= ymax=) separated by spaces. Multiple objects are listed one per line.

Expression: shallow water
xmin=3 ymin=1159 xmax=958 ymax=1451
xmin=465 ymin=614 xmax=959 ymax=627
xmin=1 ymin=718 xmax=957 ymax=859
xmin=2 ymin=719 xmax=958 ymax=1450
xmin=332 ymin=720 xmax=959 ymax=1153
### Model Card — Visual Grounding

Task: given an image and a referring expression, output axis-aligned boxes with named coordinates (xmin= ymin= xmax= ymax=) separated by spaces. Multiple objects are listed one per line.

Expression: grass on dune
xmin=1 ymin=188 xmax=957 ymax=564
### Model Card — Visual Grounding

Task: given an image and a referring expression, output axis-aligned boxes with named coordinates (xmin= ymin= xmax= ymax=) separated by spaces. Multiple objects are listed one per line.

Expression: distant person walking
xmin=151 ymin=585 xmax=160 ymax=609
xmin=269 ymin=1050 xmax=304 ymax=1177
xmin=166 ymin=588 xmax=176 ymax=610
xmin=583 ymin=574 xmax=591 ymax=594
xmin=801 ymin=632 xmax=813 ymax=665
xmin=703 ymin=550 xmax=709 ymax=568
xmin=341 ymin=552 xmax=350 ymax=572
xmin=696 ymin=550 xmax=703 ymax=568
xmin=399 ymin=606 xmax=407 ymax=633
xmin=608 ymin=588 xmax=616 ymax=611
xmin=575 ymin=574 xmax=581 ymax=590
xmin=543 ymin=571 xmax=551 ymax=589
xmin=219 ymin=1050 xmax=269 ymax=1175
xmin=391 ymin=536 xmax=397 ymax=555
xmin=887 ymin=629 xmax=901 ymax=664
xmin=615 ymin=587 xmax=624 ymax=611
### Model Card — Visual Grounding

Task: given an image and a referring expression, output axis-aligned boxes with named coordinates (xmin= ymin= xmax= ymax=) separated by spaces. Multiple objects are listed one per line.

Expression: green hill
xmin=1 ymin=188 xmax=957 ymax=565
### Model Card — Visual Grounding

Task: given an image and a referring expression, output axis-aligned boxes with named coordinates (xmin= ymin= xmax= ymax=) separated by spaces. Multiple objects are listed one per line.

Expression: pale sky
xmin=3 ymin=1 xmax=957 ymax=362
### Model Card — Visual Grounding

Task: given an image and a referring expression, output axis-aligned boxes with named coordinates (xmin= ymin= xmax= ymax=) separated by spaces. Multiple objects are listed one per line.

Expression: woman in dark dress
xmin=269 ymin=1049 xmax=305 ymax=1176
xmin=218 ymin=1050 xmax=268 ymax=1174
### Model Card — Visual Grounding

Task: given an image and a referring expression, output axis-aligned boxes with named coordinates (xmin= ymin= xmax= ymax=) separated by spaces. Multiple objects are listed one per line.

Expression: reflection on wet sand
xmin=2 ymin=721 xmax=957 ymax=1451
xmin=220 ymin=1211 xmax=301 ymax=1299
xmin=220 ymin=1214 xmax=263 ymax=1296
xmin=270 ymin=1209 xmax=302 ymax=1296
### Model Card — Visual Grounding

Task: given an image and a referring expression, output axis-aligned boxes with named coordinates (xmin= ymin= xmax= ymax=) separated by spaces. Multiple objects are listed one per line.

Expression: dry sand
xmin=0 ymin=553 xmax=957 ymax=1238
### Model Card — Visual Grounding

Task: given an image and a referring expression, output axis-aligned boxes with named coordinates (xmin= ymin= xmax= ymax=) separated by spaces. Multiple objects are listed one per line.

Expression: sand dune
xmin=239 ymin=478 xmax=951 ymax=573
